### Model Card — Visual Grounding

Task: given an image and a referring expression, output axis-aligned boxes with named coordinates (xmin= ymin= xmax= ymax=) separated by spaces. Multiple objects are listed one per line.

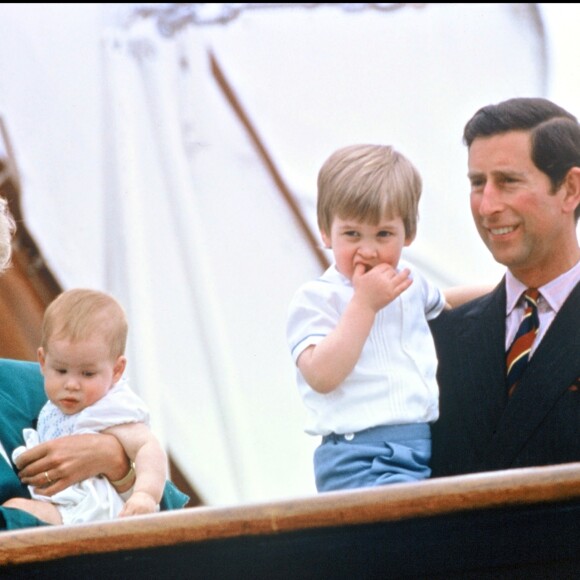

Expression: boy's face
xmin=321 ymin=215 xmax=412 ymax=281
xmin=38 ymin=335 xmax=126 ymax=415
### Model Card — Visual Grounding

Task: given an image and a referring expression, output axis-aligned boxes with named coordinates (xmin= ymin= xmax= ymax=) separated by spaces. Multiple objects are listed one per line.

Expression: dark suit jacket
xmin=0 ymin=358 xmax=189 ymax=530
xmin=429 ymin=280 xmax=580 ymax=478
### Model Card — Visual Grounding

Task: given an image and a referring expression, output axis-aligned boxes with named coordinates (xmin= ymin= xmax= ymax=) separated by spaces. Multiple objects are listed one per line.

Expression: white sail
xmin=1 ymin=3 xmax=576 ymax=505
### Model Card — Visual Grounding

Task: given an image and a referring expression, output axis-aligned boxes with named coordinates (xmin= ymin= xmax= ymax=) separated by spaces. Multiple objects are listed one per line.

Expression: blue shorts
xmin=314 ymin=423 xmax=431 ymax=492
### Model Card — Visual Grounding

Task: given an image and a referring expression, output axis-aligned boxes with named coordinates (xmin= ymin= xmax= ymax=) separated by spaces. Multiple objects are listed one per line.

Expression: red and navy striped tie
xmin=506 ymin=288 xmax=540 ymax=397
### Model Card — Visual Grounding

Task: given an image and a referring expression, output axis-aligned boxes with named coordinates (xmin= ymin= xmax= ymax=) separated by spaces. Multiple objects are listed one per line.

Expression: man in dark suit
xmin=430 ymin=97 xmax=580 ymax=477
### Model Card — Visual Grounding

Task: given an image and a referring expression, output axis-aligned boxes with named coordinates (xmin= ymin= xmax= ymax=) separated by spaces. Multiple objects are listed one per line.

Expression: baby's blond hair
xmin=42 ymin=289 xmax=128 ymax=360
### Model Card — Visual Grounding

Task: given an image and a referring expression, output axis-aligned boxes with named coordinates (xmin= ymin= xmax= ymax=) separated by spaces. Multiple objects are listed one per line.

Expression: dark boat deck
xmin=2 ymin=462 xmax=580 ymax=578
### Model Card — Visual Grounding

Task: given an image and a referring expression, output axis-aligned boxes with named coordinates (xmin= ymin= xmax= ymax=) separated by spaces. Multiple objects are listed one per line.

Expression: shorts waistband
xmin=321 ymin=422 xmax=430 ymax=445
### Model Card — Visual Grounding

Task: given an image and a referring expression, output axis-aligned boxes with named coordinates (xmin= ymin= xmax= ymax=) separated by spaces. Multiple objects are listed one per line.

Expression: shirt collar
xmin=505 ymin=258 xmax=580 ymax=315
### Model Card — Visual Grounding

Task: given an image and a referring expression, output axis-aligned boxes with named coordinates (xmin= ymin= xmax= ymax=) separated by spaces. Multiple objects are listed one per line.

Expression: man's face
xmin=468 ymin=130 xmax=575 ymax=284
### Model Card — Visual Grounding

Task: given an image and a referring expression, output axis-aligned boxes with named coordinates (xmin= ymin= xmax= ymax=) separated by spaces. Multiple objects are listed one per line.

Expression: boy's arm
xmin=298 ymin=264 xmax=411 ymax=394
xmin=104 ymin=422 xmax=168 ymax=516
xmin=298 ymin=296 xmax=376 ymax=394
xmin=443 ymin=284 xmax=494 ymax=309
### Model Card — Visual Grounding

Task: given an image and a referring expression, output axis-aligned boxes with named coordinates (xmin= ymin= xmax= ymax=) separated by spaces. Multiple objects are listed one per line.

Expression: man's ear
xmin=320 ymin=230 xmax=331 ymax=248
xmin=404 ymin=233 xmax=416 ymax=247
xmin=562 ymin=167 xmax=580 ymax=216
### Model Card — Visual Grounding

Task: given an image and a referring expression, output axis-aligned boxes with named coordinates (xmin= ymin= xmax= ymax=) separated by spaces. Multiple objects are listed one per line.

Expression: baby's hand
xmin=352 ymin=263 xmax=412 ymax=311
xmin=118 ymin=491 xmax=158 ymax=517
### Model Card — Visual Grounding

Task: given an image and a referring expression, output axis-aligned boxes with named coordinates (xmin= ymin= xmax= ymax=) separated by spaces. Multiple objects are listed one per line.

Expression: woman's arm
xmin=14 ymin=433 xmax=132 ymax=496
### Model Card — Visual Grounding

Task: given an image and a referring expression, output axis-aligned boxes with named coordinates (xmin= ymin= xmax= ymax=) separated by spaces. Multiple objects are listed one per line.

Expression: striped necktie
xmin=506 ymin=288 xmax=540 ymax=397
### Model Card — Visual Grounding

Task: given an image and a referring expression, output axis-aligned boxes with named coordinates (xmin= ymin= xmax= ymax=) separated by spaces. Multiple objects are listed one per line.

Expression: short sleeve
xmin=287 ymin=280 xmax=343 ymax=363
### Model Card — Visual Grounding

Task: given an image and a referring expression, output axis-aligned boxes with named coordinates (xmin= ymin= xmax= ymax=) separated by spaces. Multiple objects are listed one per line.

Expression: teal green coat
xmin=0 ymin=358 xmax=189 ymax=530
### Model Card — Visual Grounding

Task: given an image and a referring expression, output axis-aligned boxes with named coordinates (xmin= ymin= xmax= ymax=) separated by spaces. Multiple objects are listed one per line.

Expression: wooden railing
xmin=2 ymin=462 xmax=580 ymax=578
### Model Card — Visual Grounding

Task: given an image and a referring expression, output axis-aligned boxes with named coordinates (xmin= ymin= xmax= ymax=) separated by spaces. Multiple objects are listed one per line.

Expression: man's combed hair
xmin=464 ymin=97 xmax=580 ymax=222
xmin=42 ymin=288 xmax=128 ymax=359
xmin=317 ymin=144 xmax=422 ymax=240
xmin=463 ymin=97 xmax=577 ymax=146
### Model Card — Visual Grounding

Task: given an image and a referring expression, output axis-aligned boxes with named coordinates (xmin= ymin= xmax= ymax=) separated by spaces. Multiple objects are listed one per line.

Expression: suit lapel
xmin=485 ymin=282 xmax=580 ymax=469
xmin=455 ymin=284 xmax=508 ymax=447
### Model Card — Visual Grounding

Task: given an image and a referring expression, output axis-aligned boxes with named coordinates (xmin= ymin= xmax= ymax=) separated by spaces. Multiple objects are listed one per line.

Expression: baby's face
xmin=321 ymin=215 xmax=411 ymax=281
xmin=38 ymin=335 xmax=125 ymax=415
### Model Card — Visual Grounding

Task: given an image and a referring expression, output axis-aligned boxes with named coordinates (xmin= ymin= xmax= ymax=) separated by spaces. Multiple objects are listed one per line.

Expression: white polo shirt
xmin=287 ymin=260 xmax=445 ymax=436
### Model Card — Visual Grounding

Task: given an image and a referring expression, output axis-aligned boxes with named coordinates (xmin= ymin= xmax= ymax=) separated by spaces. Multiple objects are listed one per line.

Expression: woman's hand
xmin=14 ymin=433 xmax=130 ymax=496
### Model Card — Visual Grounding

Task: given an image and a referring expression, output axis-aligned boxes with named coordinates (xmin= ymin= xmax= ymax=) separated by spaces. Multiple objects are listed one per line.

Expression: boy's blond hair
xmin=316 ymin=144 xmax=422 ymax=239
xmin=42 ymin=289 xmax=128 ymax=360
